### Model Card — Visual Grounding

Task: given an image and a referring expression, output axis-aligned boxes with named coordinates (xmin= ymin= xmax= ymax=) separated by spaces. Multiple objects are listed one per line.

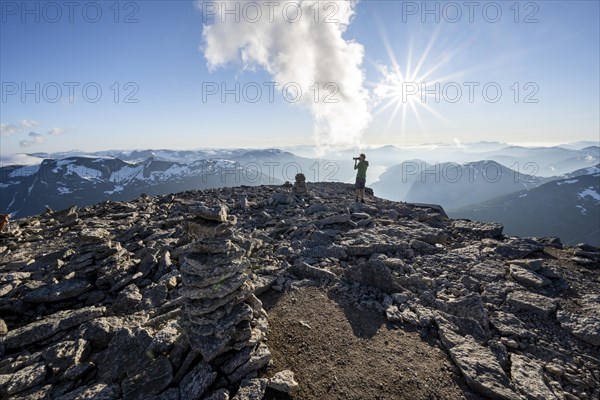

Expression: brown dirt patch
xmin=260 ymin=285 xmax=476 ymax=400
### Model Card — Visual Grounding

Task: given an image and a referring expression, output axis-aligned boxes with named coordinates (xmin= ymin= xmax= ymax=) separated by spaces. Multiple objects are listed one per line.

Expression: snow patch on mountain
xmin=57 ymin=187 xmax=73 ymax=195
xmin=578 ymin=187 xmax=600 ymax=202
xmin=64 ymin=165 xmax=103 ymax=180
xmin=576 ymin=205 xmax=588 ymax=215
xmin=149 ymin=164 xmax=193 ymax=181
xmin=557 ymin=179 xmax=579 ymax=185
xmin=586 ymin=166 xmax=600 ymax=174
xmin=53 ymin=159 xmax=76 ymax=171
xmin=104 ymin=185 xmax=124 ymax=195
xmin=91 ymin=156 xmax=117 ymax=162
xmin=27 ymin=178 xmax=37 ymax=195
xmin=8 ymin=164 xmax=41 ymax=178
xmin=110 ymin=164 xmax=144 ymax=184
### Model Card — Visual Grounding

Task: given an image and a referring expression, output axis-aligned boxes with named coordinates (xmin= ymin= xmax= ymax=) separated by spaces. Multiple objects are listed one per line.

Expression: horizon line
xmin=2 ymin=138 xmax=599 ymax=158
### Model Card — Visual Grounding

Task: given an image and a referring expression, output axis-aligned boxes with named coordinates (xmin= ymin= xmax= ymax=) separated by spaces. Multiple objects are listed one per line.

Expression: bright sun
xmin=371 ymin=28 xmax=464 ymax=142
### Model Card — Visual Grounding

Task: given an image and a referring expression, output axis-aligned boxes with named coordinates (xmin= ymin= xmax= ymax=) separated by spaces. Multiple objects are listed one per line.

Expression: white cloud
xmin=20 ymin=132 xmax=47 ymax=147
xmin=19 ymin=119 xmax=38 ymax=129
xmin=2 ymin=121 xmax=67 ymax=147
xmin=1 ymin=119 xmax=39 ymax=136
xmin=0 ymin=124 xmax=19 ymax=137
xmin=199 ymin=0 xmax=371 ymax=149
xmin=48 ymin=128 xmax=67 ymax=136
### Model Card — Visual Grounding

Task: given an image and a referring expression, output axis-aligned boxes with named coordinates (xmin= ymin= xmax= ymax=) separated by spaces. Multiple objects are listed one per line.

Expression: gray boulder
xmin=344 ymin=260 xmax=403 ymax=293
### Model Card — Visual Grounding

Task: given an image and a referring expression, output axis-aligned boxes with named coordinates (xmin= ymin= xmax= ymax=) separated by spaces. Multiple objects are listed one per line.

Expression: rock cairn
xmin=179 ymin=204 xmax=272 ymax=390
xmin=292 ymin=173 xmax=308 ymax=197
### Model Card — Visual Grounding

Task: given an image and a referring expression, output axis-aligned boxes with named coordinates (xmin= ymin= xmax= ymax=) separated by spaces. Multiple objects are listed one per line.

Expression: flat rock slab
xmin=1 ymin=306 xmax=105 ymax=350
xmin=79 ymin=228 xmax=111 ymax=243
xmin=299 ymin=244 xmax=347 ymax=260
xmin=492 ymin=238 xmax=544 ymax=259
xmin=557 ymin=295 xmax=600 ymax=346
xmin=510 ymin=354 xmax=560 ymax=400
xmin=452 ymin=220 xmax=503 ymax=238
xmin=252 ymin=275 xmax=277 ymax=296
xmin=509 ymin=265 xmax=550 ymax=288
xmin=344 ymin=242 xmax=411 ymax=257
xmin=121 ymin=356 xmax=173 ymax=400
xmin=228 ymin=342 xmax=272 ymax=383
xmin=96 ymin=327 xmax=153 ymax=382
xmin=0 ymin=271 xmax=31 ymax=283
xmin=508 ymin=259 xmax=544 ymax=272
xmin=179 ymin=272 xmax=248 ymax=300
xmin=180 ymin=361 xmax=216 ymax=400
xmin=438 ymin=323 xmax=519 ymax=400
xmin=186 ymin=320 xmax=252 ymax=361
xmin=191 ymin=204 xmax=228 ymax=222
xmin=22 ymin=279 xmax=93 ymax=302
xmin=233 ymin=378 xmax=267 ymax=400
xmin=489 ymin=311 xmax=532 ymax=339
xmin=42 ymin=338 xmax=91 ymax=373
xmin=185 ymin=282 xmax=253 ymax=317
xmin=470 ymin=262 xmax=507 ymax=282
xmin=0 ymin=361 xmax=46 ymax=396
xmin=506 ymin=291 xmax=557 ymax=316
xmin=181 ymin=256 xmax=248 ymax=283
xmin=55 ymin=383 xmax=119 ymax=400
xmin=183 ymin=302 xmax=253 ymax=337
xmin=315 ymin=214 xmax=352 ymax=227
xmin=290 ymin=262 xmax=338 ymax=282
xmin=437 ymin=293 xmax=489 ymax=329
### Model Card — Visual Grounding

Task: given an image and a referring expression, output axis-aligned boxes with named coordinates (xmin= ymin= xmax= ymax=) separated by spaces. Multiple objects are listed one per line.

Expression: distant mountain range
xmin=0 ymin=156 xmax=277 ymax=218
xmin=289 ymin=141 xmax=599 ymax=174
xmin=1 ymin=142 xmax=599 ymax=245
xmin=449 ymin=166 xmax=600 ymax=246
xmin=460 ymin=145 xmax=599 ymax=176
xmin=369 ymin=143 xmax=598 ymax=206
xmin=0 ymin=149 xmax=360 ymax=218
xmin=370 ymin=160 xmax=431 ymax=200
xmin=388 ymin=160 xmax=550 ymax=210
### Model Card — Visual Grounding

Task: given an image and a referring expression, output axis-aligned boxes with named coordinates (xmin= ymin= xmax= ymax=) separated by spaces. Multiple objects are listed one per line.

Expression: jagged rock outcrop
xmin=0 ymin=182 xmax=599 ymax=399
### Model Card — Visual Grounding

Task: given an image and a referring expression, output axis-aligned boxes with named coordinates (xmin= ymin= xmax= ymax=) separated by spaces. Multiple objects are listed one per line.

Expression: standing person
xmin=354 ymin=153 xmax=369 ymax=203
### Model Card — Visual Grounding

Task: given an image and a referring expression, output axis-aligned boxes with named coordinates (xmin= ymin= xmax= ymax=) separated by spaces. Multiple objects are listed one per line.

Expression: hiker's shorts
xmin=355 ymin=177 xmax=366 ymax=189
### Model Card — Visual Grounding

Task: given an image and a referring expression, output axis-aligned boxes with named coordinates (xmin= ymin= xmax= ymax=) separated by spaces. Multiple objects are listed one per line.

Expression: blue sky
xmin=0 ymin=0 xmax=598 ymax=155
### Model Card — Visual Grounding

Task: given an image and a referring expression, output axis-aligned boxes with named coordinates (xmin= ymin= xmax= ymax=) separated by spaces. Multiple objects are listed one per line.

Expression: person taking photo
xmin=354 ymin=153 xmax=369 ymax=203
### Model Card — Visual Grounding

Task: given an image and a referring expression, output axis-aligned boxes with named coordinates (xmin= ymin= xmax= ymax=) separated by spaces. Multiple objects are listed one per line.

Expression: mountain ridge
xmin=0 ymin=182 xmax=598 ymax=399
xmin=450 ymin=167 xmax=600 ymax=246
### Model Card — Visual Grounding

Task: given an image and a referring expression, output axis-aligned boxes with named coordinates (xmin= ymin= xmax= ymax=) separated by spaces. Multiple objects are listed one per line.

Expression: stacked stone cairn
xmin=292 ymin=173 xmax=308 ymax=197
xmin=179 ymin=204 xmax=272 ymax=391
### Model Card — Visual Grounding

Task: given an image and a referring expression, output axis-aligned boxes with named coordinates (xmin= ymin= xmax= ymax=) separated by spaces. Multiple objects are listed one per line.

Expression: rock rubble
xmin=0 ymin=182 xmax=598 ymax=399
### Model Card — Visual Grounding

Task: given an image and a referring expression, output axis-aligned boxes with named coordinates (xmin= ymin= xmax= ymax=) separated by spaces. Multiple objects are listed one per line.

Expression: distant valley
xmin=449 ymin=166 xmax=600 ymax=246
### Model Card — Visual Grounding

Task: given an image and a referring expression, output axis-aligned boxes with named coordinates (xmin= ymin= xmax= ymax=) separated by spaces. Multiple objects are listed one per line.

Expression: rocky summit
xmin=0 ymin=182 xmax=599 ymax=400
